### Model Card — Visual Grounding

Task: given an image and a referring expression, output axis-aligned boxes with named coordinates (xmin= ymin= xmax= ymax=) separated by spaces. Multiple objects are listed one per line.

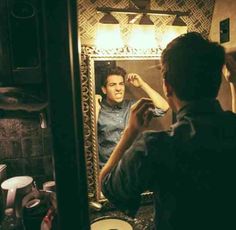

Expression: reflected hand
xmin=95 ymin=94 xmax=102 ymax=118
xmin=127 ymin=73 xmax=145 ymax=88
xmin=95 ymin=94 xmax=102 ymax=105
xmin=127 ymin=98 xmax=155 ymax=132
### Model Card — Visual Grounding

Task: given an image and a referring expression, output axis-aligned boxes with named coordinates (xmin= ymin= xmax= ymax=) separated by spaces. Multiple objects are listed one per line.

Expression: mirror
xmin=80 ymin=46 xmax=172 ymax=203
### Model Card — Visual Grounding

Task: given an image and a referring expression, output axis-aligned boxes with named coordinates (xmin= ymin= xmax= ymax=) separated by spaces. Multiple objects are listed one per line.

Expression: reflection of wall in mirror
xmin=218 ymin=50 xmax=236 ymax=111
xmin=117 ymin=60 xmax=172 ymax=131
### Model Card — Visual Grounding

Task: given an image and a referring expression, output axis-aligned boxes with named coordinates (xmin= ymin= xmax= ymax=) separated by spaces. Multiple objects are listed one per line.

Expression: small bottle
xmin=0 ymin=208 xmax=24 ymax=230
xmin=40 ymin=207 xmax=56 ymax=230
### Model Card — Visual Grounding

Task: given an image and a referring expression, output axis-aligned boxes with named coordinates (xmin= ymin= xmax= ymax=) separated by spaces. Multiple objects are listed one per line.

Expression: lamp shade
xmin=139 ymin=14 xmax=154 ymax=25
xmin=99 ymin=13 xmax=119 ymax=24
xmin=172 ymin=15 xmax=187 ymax=26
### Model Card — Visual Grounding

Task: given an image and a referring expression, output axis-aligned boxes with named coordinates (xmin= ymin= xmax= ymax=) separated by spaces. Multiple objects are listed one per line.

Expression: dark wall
xmin=0 ymin=0 xmax=52 ymax=186
xmin=0 ymin=110 xmax=54 ymax=187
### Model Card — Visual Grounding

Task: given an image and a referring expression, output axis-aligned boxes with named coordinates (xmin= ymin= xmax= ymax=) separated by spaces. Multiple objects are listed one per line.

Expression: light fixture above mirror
xmin=96 ymin=6 xmax=190 ymax=18
xmin=171 ymin=15 xmax=187 ymax=27
xmin=139 ymin=13 xmax=154 ymax=25
xmin=99 ymin=12 xmax=119 ymax=24
xmin=96 ymin=4 xmax=189 ymax=49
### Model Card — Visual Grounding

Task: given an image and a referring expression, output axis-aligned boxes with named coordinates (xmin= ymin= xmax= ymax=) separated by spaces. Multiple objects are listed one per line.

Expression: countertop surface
xmin=90 ymin=203 xmax=155 ymax=230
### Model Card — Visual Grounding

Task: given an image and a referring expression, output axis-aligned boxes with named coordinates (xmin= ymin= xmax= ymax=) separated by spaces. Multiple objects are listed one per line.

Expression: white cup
xmin=1 ymin=176 xmax=34 ymax=218
xmin=43 ymin=181 xmax=56 ymax=192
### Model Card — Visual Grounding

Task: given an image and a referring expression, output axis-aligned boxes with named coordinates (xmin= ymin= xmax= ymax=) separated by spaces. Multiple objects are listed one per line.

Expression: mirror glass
xmin=80 ymin=46 xmax=172 ymax=202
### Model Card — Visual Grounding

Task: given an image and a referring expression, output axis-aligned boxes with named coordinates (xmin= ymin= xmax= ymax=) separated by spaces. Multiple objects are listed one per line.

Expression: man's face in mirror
xmin=102 ymin=74 xmax=125 ymax=105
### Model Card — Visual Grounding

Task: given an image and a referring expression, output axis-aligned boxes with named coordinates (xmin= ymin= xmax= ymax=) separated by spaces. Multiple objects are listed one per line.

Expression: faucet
xmin=89 ymin=201 xmax=102 ymax=211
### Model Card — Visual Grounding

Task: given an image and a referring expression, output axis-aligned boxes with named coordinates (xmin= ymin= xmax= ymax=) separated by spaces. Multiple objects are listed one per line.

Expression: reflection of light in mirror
xmin=128 ymin=24 xmax=157 ymax=49
xmin=160 ymin=25 xmax=187 ymax=49
xmin=95 ymin=24 xmax=123 ymax=49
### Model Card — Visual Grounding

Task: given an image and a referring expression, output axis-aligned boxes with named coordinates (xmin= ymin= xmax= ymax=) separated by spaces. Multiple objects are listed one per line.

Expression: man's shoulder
xmin=141 ymin=130 xmax=173 ymax=148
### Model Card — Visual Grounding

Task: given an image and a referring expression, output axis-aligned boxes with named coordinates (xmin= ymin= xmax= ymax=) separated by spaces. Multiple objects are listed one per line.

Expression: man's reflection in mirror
xmin=95 ymin=65 xmax=169 ymax=168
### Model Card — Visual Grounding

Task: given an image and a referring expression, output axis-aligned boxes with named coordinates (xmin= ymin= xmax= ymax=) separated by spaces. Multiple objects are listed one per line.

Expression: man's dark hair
xmin=100 ymin=66 xmax=126 ymax=87
xmin=161 ymin=32 xmax=225 ymax=101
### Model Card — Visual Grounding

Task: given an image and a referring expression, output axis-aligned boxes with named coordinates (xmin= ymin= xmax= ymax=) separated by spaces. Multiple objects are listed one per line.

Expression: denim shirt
xmin=97 ymin=99 xmax=165 ymax=168
xmin=97 ymin=99 xmax=135 ymax=168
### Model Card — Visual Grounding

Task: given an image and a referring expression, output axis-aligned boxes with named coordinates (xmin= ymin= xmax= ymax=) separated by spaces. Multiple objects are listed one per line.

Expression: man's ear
xmin=163 ymin=79 xmax=173 ymax=97
xmin=101 ymin=86 xmax=107 ymax=95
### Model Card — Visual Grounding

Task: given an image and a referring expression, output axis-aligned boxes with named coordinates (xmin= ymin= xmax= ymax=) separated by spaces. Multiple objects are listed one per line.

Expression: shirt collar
xmin=176 ymin=99 xmax=224 ymax=121
xmin=101 ymin=99 xmax=125 ymax=110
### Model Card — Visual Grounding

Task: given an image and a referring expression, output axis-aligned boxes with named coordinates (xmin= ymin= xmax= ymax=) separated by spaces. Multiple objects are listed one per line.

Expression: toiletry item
xmin=40 ymin=207 xmax=56 ymax=230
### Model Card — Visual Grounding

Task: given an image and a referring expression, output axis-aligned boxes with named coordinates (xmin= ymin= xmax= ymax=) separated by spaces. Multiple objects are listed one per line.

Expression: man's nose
xmin=115 ymin=85 xmax=122 ymax=91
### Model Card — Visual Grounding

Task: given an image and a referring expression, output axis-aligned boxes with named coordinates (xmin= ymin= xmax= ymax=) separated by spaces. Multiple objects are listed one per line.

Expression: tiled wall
xmin=78 ymin=0 xmax=215 ymax=46
xmin=0 ymin=110 xmax=54 ymax=187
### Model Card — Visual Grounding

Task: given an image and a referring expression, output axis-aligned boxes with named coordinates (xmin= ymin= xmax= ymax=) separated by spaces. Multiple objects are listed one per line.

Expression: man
xmin=96 ymin=66 xmax=169 ymax=168
xmin=100 ymin=32 xmax=236 ymax=229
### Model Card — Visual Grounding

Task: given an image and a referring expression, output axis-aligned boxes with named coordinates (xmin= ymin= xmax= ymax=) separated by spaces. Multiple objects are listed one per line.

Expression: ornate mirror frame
xmin=80 ymin=45 xmax=162 ymax=203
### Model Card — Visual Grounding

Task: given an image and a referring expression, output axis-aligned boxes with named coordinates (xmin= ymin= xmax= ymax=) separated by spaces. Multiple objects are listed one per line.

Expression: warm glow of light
xmin=161 ymin=25 xmax=187 ymax=49
xmin=128 ymin=24 xmax=157 ymax=49
xmin=95 ymin=24 xmax=123 ymax=49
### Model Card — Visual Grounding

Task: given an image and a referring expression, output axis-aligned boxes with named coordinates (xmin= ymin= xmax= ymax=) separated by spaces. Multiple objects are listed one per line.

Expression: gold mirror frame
xmin=80 ymin=45 xmax=162 ymax=202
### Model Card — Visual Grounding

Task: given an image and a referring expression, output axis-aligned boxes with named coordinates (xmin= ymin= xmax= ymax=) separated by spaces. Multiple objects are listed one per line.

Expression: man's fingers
xmin=131 ymin=98 xmax=155 ymax=125
xmin=131 ymin=98 xmax=152 ymax=111
xmin=127 ymin=73 xmax=139 ymax=81
xmin=143 ymin=110 xmax=153 ymax=127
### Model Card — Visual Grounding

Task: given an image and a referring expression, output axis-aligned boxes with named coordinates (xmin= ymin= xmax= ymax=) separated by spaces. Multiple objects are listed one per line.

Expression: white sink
xmin=91 ymin=217 xmax=133 ymax=230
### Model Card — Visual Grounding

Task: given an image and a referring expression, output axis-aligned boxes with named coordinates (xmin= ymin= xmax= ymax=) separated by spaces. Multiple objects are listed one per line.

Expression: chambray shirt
xmin=102 ymin=99 xmax=236 ymax=230
xmin=97 ymin=99 xmax=165 ymax=168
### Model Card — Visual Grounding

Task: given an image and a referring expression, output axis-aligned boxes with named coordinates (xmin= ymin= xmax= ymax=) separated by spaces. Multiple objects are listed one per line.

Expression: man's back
xmin=150 ymin=100 xmax=236 ymax=229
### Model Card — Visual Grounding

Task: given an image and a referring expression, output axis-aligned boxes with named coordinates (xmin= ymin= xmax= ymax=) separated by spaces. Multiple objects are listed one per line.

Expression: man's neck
xmin=169 ymin=94 xmax=187 ymax=113
xmin=176 ymin=100 xmax=188 ymax=113
xmin=105 ymin=98 xmax=122 ymax=107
